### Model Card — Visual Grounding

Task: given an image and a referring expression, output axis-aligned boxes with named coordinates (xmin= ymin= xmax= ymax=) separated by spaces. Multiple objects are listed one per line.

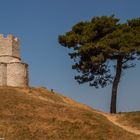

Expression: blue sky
xmin=0 ymin=0 xmax=140 ymax=112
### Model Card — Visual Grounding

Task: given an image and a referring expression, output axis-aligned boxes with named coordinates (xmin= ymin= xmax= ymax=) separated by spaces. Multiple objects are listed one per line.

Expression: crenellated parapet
xmin=0 ymin=34 xmax=20 ymax=58
xmin=0 ymin=34 xmax=19 ymax=42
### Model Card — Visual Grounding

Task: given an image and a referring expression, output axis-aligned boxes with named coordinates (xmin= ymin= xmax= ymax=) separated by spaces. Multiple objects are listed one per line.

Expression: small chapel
xmin=0 ymin=34 xmax=28 ymax=87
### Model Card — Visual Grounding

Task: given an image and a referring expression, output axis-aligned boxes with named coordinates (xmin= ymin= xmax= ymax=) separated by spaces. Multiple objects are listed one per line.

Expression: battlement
xmin=0 ymin=34 xmax=20 ymax=58
xmin=0 ymin=34 xmax=19 ymax=42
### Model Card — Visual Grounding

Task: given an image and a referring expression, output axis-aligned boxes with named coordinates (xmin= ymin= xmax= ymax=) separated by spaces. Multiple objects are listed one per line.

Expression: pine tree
xmin=58 ymin=16 xmax=140 ymax=113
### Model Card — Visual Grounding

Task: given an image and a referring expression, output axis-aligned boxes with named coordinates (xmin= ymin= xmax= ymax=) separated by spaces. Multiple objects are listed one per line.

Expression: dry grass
xmin=0 ymin=86 xmax=139 ymax=140
xmin=116 ymin=112 xmax=140 ymax=131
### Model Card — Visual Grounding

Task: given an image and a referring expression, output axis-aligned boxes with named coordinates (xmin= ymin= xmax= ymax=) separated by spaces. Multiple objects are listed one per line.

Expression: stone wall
xmin=7 ymin=62 xmax=28 ymax=87
xmin=12 ymin=37 xmax=20 ymax=58
xmin=0 ymin=63 xmax=7 ymax=86
xmin=0 ymin=62 xmax=28 ymax=87
xmin=0 ymin=35 xmax=12 ymax=56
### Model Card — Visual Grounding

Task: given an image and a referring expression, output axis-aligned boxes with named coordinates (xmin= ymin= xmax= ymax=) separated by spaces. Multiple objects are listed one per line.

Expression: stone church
xmin=0 ymin=34 xmax=28 ymax=87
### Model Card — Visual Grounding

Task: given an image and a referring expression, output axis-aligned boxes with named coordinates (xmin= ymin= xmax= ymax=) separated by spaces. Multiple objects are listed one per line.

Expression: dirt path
xmin=100 ymin=112 xmax=140 ymax=136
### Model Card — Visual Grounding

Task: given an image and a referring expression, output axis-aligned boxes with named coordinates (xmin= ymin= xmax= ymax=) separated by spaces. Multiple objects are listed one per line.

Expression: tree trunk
xmin=110 ymin=57 xmax=123 ymax=113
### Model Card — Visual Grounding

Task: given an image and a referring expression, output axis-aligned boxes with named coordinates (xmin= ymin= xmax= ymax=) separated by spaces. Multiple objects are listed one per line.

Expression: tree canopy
xmin=58 ymin=15 xmax=140 ymax=113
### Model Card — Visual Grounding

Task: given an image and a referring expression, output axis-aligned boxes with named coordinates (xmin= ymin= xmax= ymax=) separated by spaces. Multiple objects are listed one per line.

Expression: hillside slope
xmin=115 ymin=112 xmax=140 ymax=131
xmin=0 ymin=87 xmax=139 ymax=140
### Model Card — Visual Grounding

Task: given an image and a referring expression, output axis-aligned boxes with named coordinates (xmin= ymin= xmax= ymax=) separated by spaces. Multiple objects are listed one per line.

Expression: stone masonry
xmin=0 ymin=34 xmax=28 ymax=87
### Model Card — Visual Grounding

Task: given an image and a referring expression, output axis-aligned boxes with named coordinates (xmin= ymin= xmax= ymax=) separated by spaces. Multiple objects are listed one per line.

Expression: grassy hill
xmin=0 ymin=87 xmax=139 ymax=140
